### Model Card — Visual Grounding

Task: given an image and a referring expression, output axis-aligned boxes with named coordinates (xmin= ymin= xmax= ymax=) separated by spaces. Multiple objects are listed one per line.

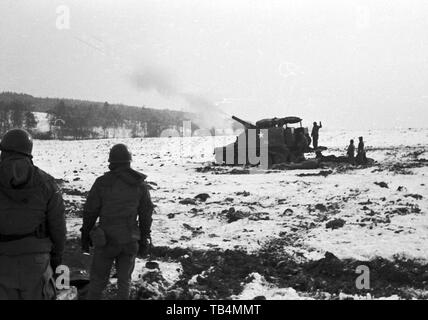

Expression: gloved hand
xmin=81 ymin=232 xmax=92 ymax=253
xmin=50 ymin=254 xmax=62 ymax=272
xmin=138 ymin=237 xmax=152 ymax=257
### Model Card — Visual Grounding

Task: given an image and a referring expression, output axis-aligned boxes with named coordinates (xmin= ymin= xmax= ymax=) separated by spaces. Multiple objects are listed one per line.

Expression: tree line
xmin=0 ymin=99 xmax=38 ymax=133
xmin=48 ymin=101 xmax=124 ymax=139
xmin=47 ymin=100 xmax=190 ymax=139
xmin=0 ymin=92 xmax=194 ymax=139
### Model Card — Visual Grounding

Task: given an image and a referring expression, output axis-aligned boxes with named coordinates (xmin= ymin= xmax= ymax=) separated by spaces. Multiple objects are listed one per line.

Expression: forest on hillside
xmin=0 ymin=98 xmax=38 ymax=134
xmin=0 ymin=92 xmax=194 ymax=139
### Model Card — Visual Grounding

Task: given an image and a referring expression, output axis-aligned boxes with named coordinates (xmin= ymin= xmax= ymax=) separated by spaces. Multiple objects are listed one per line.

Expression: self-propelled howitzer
xmin=215 ymin=115 xmax=312 ymax=168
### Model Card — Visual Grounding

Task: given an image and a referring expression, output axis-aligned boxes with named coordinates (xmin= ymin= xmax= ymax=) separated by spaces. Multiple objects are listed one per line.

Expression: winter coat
xmin=311 ymin=124 xmax=322 ymax=137
xmin=358 ymin=141 xmax=365 ymax=153
xmin=0 ymin=155 xmax=66 ymax=264
xmin=81 ymin=167 xmax=154 ymax=246
xmin=347 ymin=144 xmax=355 ymax=158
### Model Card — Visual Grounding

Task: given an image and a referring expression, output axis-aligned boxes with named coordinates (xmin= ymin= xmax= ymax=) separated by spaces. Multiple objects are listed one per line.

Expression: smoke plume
xmin=130 ymin=66 xmax=230 ymax=130
xmin=130 ymin=66 xmax=177 ymax=97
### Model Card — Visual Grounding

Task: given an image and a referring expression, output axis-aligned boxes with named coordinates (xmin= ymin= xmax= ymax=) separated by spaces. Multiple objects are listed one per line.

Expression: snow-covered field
xmin=32 ymin=128 xmax=428 ymax=300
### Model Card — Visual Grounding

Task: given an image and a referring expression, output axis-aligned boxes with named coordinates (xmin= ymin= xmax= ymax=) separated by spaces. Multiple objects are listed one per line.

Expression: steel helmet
xmin=108 ymin=144 xmax=132 ymax=163
xmin=0 ymin=128 xmax=33 ymax=157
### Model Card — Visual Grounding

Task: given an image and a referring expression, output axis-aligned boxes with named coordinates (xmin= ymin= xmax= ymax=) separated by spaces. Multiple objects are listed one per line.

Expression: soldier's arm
xmin=82 ymin=180 xmax=102 ymax=237
xmin=46 ymin=180 xmax=67 ymax=269
xmin=138 ymin=183 xmax=154 ymax=240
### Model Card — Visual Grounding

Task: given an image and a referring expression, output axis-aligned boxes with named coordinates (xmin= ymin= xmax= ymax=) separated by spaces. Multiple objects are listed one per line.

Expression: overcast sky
xmin=1 ymin=0 xmax=427 ymax=129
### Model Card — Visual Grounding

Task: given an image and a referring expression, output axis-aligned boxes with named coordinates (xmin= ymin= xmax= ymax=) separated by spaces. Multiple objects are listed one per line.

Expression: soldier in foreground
xmin=81 ymin=144 xmax=154 ymax=300
xmin=0 ymin=129 xmax=66 ymax=300
xmin=311 ymin=121 xmax=322 ymax=149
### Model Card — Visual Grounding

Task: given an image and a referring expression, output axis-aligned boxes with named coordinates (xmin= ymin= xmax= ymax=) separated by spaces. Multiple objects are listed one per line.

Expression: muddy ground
xmin=62 ymin=233 xmax=428 ymax=300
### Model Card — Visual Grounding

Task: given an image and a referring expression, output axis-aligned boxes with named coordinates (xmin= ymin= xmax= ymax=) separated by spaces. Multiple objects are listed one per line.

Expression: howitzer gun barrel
xmin=232 ymin=116 xmax=257 ymax=129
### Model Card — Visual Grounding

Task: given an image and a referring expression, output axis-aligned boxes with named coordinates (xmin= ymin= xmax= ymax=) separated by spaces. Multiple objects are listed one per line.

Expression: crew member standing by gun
xmin=356 ymin=136 xmax=368 ymax=165
xmin=311 ymin=121 xmax=322 ymax=149
xmin=81 ymin=144 xmax=154 ymax=300
xmin=0 ymin=129 xmax=66 ymax=300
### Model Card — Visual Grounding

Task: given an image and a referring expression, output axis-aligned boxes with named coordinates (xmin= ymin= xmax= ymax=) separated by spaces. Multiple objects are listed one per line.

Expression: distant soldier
xmin=347 ymin=139 xmax=356 ymax=164
xmin=311 ymin=121 xmax=322 ymax=149
xmin=0 ymin=129 xmax=66 ymax=300
xmin=356 ymin=136 xmax=367 ymax=165
xmin=81 ymin=144 xmax=154 ymax=300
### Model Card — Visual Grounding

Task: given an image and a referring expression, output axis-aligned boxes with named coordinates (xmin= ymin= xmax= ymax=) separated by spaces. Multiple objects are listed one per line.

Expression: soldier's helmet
xmin=108 ymin=144 xmax=132 ymax=163
xmin=0 ymin=128 xmax=33 ymax=157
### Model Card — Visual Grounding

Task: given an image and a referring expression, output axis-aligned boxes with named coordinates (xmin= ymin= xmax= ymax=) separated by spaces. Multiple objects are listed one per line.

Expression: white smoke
xmin=130 ymin=66 xmax=230 ymax=130
xmin=178 ymin=92 xmax=231 ymax=129
xmin=130 ymin=66 xmax=177 ymax=97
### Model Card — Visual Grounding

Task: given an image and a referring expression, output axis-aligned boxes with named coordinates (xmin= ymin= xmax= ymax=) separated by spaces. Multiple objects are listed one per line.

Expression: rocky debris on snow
xmin=55 ymin=178 xmax=69 ymax=185
xmin=234 ymin=273 xmax=304 ymax=300
xmin=235 ymin=191 xmax=251 ymax=197
xmin=62 ymin=187 xmax=88 ymax=197
xmin=387 ymin=204 xmax=421 ymax=216
xmin=308 ymin=202 xmax=341 ymax=215
xmin=404 ymin=194 xmax=423 ymax=200
xmin=304 ymin=251 xmax=343 ymax=277
xmin=56 ymin=287 xmax=78 ymax=300
xmin=179 ymin=198 xmax=197 ymax=205
xmin=195 ymin=165 xmax=250 ymax=175
xmin=229 ymin=168 xmax=250 ymax=175
xmin=146 ymin=261 xmax=160 ymax=270
xmin=297 ymin=170 xmax=333 ymax=177
xmin=249 ymin=212 xmax=270 ymax=221
xmin=183 ymin=223 xmax=204 ymax=237
xmin=405 ymin=149 xmax=427 ymax=160
xmin=315 ymin=204 xmax=327 ymax=212
xmin=375 ymin=181 xmax=389 ymax=188
xmin=196 ymin=165 xmax=226 ymax=174
xmin=306 ymin=202 xmax=342 ymax=216
xmin=133 ymin=269 xmax=170 ymax=300
xmin=326 ymin=218 xmax=346 ymax=230
xmin=376 ymin=157 xmax=428 ymax=174
xmin=194 ymin=193 xmax=210 ymax=202
xmin=225 ymin=208 xmax=246 ymax=223
xmin=147 ymin=181 xmax=158 ymax=186
xmin=397 ymin=186 xmax=407 ymax=192
xmin=358 ymin=199 xmax=373 ymax=205
xmin=223 ymin=207 xmax=270 ymax=223
xmin=64 ymin=199 xmax=83 ymax=217
xmin=282 ymin=208 xmax=294 ymax=216
xmin=359 ymin=214 xmax=391 ymax=225
xmin=131 ymin=259 xmax=184 ymax=300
